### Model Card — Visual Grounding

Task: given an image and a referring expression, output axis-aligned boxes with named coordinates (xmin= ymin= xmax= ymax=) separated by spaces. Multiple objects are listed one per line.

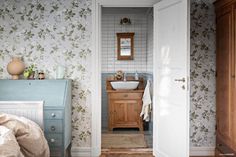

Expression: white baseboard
xmin=71 ymin=147 xmax=91 ymax=157
xmin=71 ymin=146 xmax=215 ymax=157
xmin=190 ymin=147 xmax=215 ymax=156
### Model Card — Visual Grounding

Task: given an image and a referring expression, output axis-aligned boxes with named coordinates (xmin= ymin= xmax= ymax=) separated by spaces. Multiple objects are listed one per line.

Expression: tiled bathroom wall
xmin=101 ymin=8 xmax=154 ymax=131
xmin=102 ymin=8 xmax=151 ymax=73
xmin=147 ymin=9 xmax=153 ymax=73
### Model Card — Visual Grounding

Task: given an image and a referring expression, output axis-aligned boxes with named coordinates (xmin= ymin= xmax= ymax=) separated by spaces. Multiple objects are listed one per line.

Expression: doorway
xmin=91 ymin=0 xmax=190 ymax=157
xmin=101 ymin=6 xmax=154 ymax=151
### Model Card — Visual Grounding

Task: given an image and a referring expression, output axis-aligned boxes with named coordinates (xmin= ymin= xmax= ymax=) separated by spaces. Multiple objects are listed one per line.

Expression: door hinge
xmin=215 ymin=124 xmax=217 ymax=130
xmin=215 ymin=71 xmax=217 ymax=78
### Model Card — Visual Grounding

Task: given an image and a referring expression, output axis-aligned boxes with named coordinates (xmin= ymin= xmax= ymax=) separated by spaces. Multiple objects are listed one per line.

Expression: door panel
xmin=112 ymin=100 xmax=126 ymax=124
xmin=153 ymin=0 xmax=189 ymax=156
xmin=233 ymin=3 xmax=236 ymax=150
xmin=126 ymin=100 xmax=139 ymax=123
xmin=216 ymin=6 xmax=233 ymax=146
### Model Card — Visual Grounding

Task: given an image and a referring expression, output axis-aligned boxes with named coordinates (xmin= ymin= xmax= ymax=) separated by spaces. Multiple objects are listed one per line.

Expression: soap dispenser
xmin=135 ymin=71 xmax=139 ymax=80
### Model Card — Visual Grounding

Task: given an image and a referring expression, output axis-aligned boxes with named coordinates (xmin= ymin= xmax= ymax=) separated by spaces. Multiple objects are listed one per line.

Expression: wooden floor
xmin=102 ymin=128 xmax=153 ymax=148
xmin=100 ymin=148 xmax=215 ymax=157
xmin=100 ymin=148 xmax=154 ymax=157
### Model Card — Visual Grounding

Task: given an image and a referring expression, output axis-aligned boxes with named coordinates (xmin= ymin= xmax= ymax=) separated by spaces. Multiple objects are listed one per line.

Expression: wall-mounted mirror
xmin=117 ymin=33 xmax=134 ymax=60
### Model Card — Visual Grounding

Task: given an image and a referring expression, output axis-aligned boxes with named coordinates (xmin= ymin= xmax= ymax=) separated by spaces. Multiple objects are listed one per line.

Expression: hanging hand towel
xmin=140 ymin=80 xmax=152 ymax=121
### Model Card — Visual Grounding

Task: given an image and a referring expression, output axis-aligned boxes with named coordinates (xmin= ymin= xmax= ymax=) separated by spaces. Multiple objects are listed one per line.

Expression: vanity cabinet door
xmin=111 ymin=100 xmax=126 ymax=125
xmin=109 ymin=99 xmax=143 ymax=131
xmin=127 ymin=100 xmax=143 ymax=131
xmin=126 ymin=100 xmax=139 ymax=124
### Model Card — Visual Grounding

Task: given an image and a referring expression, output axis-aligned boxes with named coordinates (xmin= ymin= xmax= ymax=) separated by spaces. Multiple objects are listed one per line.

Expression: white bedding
xmin=0 ymin=113 xmax=50 ymax=157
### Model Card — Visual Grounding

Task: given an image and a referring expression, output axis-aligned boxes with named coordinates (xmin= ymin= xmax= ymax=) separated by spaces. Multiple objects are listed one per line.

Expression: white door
xmin=153 ymin=0 xmax=190 ymax=157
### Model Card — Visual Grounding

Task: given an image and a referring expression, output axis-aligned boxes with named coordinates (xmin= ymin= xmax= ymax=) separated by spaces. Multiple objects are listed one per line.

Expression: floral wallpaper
xmin=190 ymin=0 xmax=216 ymax=147
xmin=0 ymin=0 xmax=216 ymax=148
xmin=0 ymin=0 xmax=92 ymax=147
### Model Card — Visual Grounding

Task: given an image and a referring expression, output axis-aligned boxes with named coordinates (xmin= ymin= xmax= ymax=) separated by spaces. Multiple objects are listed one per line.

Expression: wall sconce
xmin=120 ymin=17 xmax=131 ymax=25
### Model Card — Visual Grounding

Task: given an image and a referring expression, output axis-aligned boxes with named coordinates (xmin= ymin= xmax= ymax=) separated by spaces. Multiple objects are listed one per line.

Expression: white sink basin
xmin=111 ymin=81 xmax=139 ymax=90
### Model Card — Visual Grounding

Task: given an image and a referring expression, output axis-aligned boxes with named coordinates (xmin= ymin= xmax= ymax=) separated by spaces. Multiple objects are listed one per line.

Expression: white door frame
xmin=91 ymin=0 xmax=173 ymax=156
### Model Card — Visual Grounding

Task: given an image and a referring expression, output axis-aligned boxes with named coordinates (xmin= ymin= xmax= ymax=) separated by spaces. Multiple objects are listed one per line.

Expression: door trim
xmin=91 ymin=0 xmax=188 ymax=156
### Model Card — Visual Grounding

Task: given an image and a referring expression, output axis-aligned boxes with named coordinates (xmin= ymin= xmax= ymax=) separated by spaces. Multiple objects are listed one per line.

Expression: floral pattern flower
xmin=190 ymin=0 xmax=216 ymax=147
xmin=0 ymin=0 xmax=92 ymax=147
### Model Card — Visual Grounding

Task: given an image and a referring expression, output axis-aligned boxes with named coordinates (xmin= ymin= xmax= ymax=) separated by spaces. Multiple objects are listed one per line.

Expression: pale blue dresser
xmin=0 ymin=80 xmax=72 ymax=157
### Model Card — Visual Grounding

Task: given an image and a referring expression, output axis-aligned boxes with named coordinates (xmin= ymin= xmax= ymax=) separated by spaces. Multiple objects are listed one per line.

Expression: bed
xmin=0 ymin=101 xmax=50 ymax=157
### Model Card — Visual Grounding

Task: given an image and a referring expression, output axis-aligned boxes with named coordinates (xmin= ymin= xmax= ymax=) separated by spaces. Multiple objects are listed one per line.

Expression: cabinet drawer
xmin=44 ymin=110 xmax=63 ymax=119
xmin=46 ymin=134 xmax=63 ymax=147
xmin=109 ymin=93 xmax=142 ymax=99
xmin=50 ymin=147 xmax=63 ymax=157
xmin=45 ymin=120 xmax=63 ymax=133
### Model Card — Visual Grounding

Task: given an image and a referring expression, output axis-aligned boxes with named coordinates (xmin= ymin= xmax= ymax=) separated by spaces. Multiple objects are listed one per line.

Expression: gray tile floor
xmin=102 ymin=128 xmax=153 ymax=148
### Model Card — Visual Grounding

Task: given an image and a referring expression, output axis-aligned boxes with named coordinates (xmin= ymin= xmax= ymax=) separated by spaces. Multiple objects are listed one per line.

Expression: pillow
xmin=0 ymin=125 xmax=24 ymax=157
xmin=0 ymin=113 xmax=50 ymax=157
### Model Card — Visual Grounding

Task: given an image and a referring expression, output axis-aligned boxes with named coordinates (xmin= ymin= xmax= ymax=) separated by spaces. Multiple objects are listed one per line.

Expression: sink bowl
xmin=111 ymin=81 xmax=139 ymax=90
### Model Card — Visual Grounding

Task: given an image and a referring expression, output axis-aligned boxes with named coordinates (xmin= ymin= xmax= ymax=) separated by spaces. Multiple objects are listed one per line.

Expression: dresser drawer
xmin=46 ymin=134 xmax=63 ymax=147
xmin=44 ymin=110 xmax=63 ymax=119
xmin=50 ymin=147 xmax=63 ymax=157
xmin=109 ymin=93 xmax=143 ymax=100
xmin=45 ymin=120 xmax=63 ymax=133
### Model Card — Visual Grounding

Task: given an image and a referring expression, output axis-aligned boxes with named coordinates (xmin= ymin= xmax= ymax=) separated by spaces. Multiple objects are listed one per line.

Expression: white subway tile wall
xmin=147 ymin=9 xmax=153 ymax=73
xmin=101 ymin=8 xmax=154 ymax=132
xmin=102 ymin=8 xmax=153 ymax=73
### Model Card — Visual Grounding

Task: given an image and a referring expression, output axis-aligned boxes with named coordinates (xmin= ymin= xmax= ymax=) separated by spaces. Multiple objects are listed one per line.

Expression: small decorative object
xmin=34 ymin=70 xmax=39 ymax=79
xmin=23 ymin=64 xmax=35 ymax=79
xmin=135 ymin=71 xmax=139 ymax=80
xmin=56 ymin=65 xmax=65 ymax=79
xmin=120 ymin=17 xmax=131 ymax=25
xmin=7 ymin=57 xmax=25 ymax=80
xmin=38 ymin=71 xmax=45 ymax=80
xmin=114 ymin=70 xmax=123 ymax=80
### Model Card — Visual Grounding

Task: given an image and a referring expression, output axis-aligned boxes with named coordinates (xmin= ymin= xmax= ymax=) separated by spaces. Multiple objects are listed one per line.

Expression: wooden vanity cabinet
xmin=108 ymin=92 xmax=144 ymax=131
xmin=106 ymin=76 xmax=144 ymax=131
xmin=214 ymin=0 xmax=236 ymax=155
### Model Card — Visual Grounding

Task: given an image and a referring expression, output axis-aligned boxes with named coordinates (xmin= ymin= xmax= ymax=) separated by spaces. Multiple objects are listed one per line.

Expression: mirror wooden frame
xmin=117 ymin=33 xmax=134 ymax=60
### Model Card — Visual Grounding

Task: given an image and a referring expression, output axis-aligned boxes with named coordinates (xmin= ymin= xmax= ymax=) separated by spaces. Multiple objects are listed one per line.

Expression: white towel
xmin=140 ymin=80 xmax=152 ymax=121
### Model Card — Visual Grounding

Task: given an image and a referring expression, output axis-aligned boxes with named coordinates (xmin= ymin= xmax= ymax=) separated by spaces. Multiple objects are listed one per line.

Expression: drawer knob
xmin=51 ymin=126 xmax=56 ymax=131
xmin=50 ymin=138 xmax=55 ymax=143
xmin=51 ymin=113 xmax=56 ymax=118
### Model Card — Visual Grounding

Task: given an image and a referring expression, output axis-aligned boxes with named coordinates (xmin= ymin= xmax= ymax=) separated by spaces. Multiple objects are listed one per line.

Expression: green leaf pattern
xmin=190 ymin=0 xmax=216 ymax=147
xmin=0 ymin=0 xmax=92 ymax=147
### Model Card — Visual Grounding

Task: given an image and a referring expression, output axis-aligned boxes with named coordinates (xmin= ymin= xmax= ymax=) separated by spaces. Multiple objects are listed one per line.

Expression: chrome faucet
xmin=123 ymin=73 xmax=127 ymax=81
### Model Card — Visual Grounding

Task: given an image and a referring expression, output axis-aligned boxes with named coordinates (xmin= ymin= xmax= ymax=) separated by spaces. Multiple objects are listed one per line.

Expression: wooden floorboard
xmin=100 ymin=148 xmax=154 ymax=157
xmin=100 ymin=154 xmax=214 ymax=157
xmin=100 ymin=148 xmax=215 ymax=157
